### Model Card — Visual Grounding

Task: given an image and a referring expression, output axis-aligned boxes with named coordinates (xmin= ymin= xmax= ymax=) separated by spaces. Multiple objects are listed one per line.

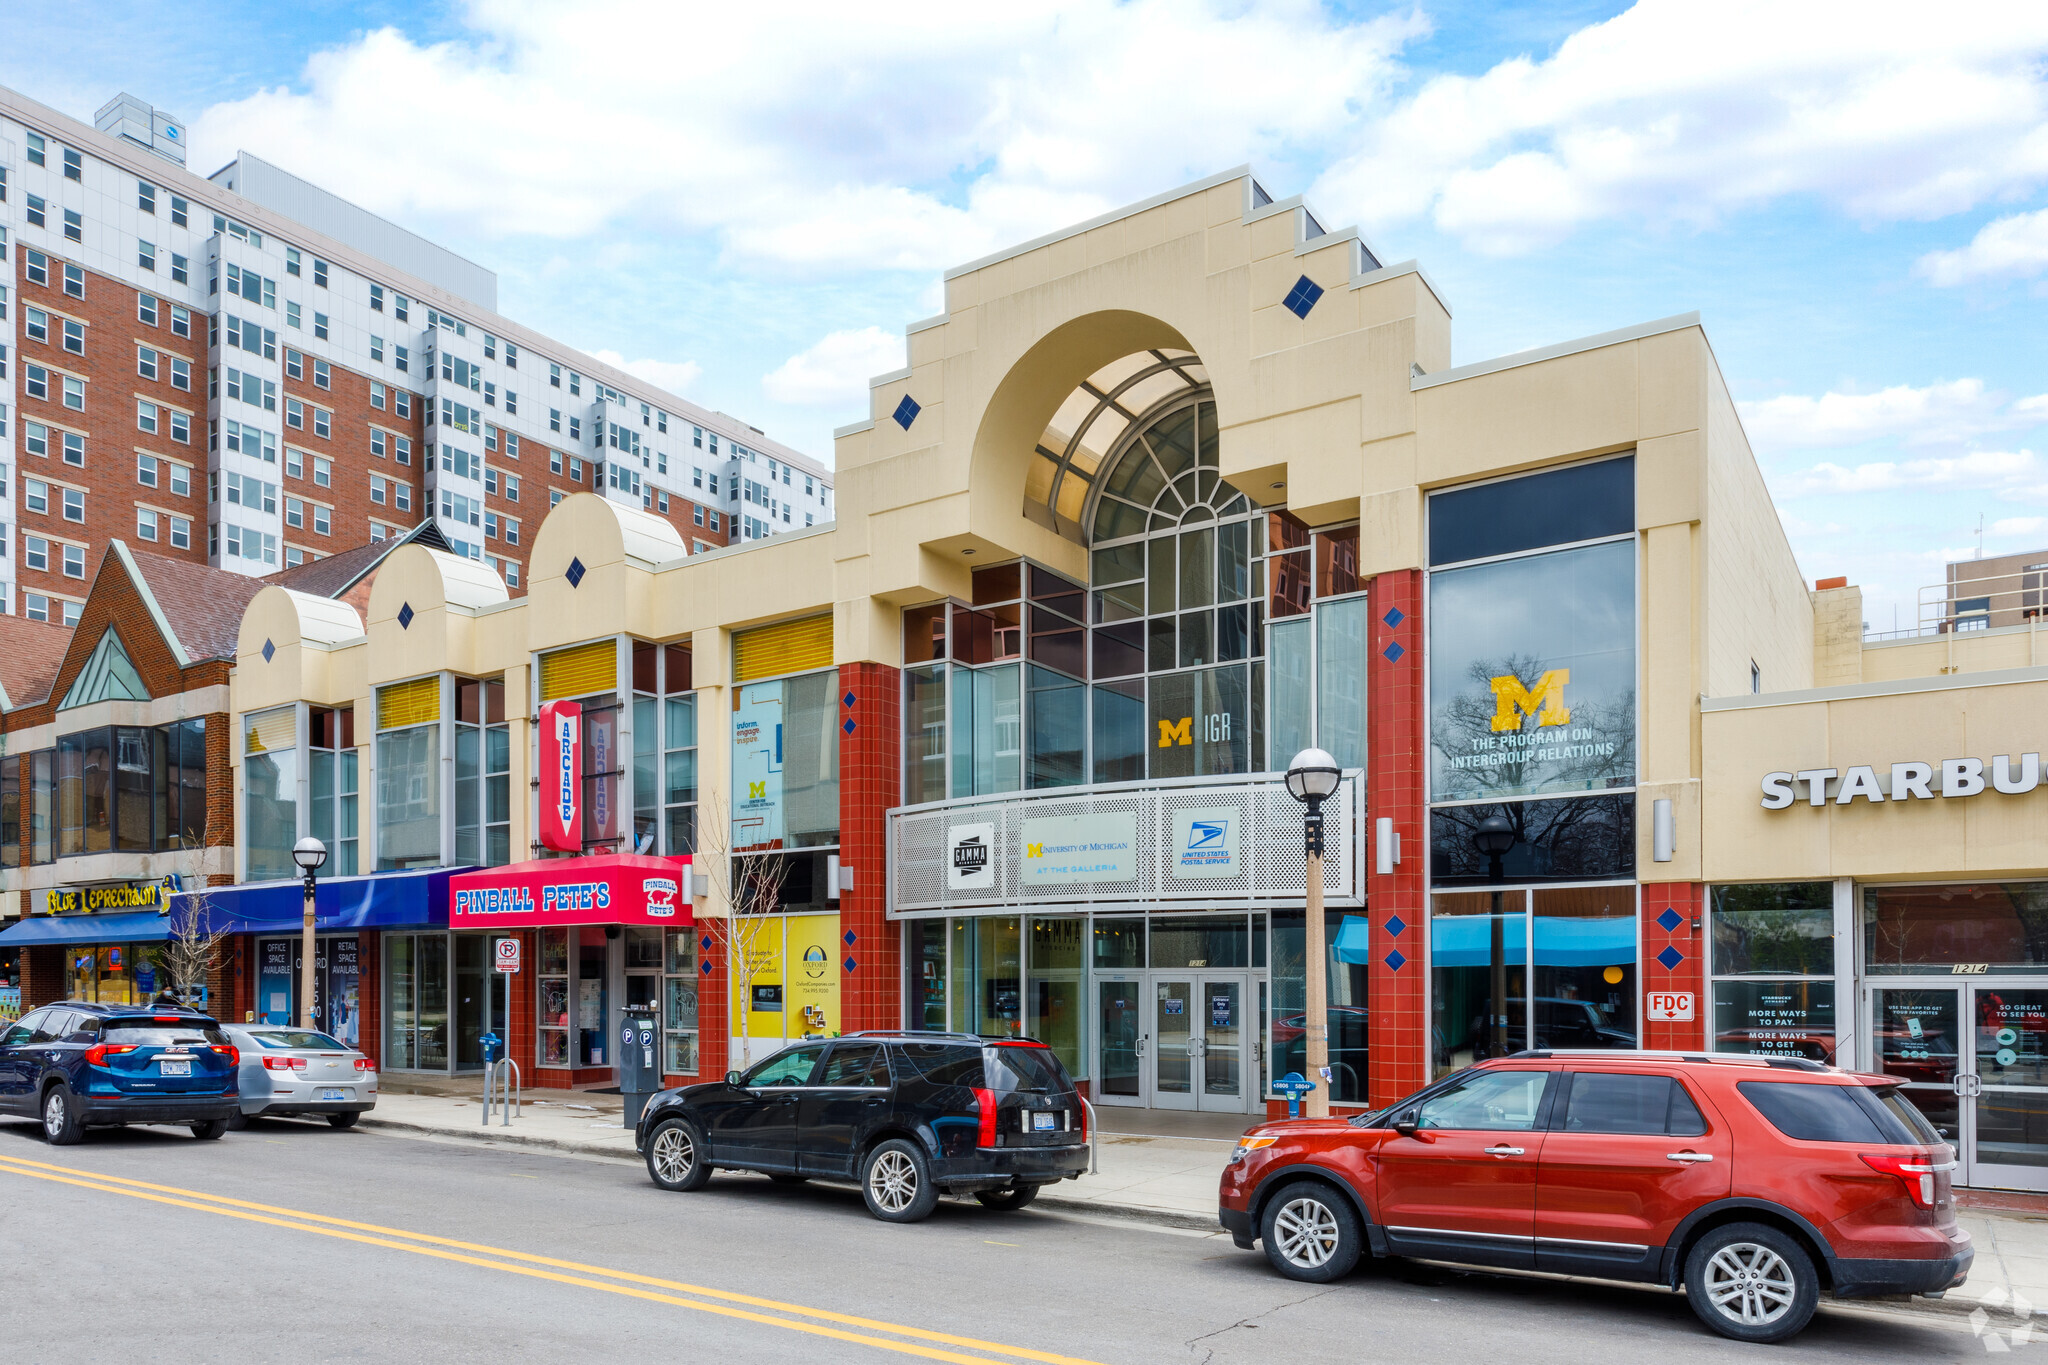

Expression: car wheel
xmin=1684 ymin=1221 xmax=1819 ymax=1344
xmin=768 ymin=1174 xmax=809 ymax=1185
xmin=225 ymin=1111 xmax=249 ymax=1131
xmin=1259 ymin=1181 xmax=1362 ymax=1282
xmin=40 ymin=1087 xmax=84 ymax=1146
xmin=190 ymin=1120 xmax=228 ymax=1141
xmin=327 ymin=1112 xmax=360 ymax=1130
xmin=974 ymin=1183 xmax=1041 ymax=1211
xmin=645 ymin=1119 xmax=712 ymax=1191
xmin=861 ymin=1139 xmax=939 ymax=1223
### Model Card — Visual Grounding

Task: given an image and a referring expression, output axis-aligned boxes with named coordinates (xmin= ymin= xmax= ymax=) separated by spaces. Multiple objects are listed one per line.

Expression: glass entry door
xmin=1153 ymin=978 xmax=1197 ymax=1111
xmin=1093 ymin=971 xmax=1260 ymax=1112
xmin=1870 ymin=983 xmax=2048 ymax=1191
xmin=1095 ymin=976 xmax=1143 ymax=1106
xmin=1196 ymin=974 xmax=1248 ymax=1112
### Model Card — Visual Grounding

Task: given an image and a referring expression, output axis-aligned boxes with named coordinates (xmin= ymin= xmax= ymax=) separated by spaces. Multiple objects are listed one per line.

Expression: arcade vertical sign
xmin=539 ymin=700 xmax=583 ymax=852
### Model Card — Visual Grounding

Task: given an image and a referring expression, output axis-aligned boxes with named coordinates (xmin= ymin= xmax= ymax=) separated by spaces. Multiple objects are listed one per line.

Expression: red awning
xmin=448 ymin=853 xmax=692 ymax=929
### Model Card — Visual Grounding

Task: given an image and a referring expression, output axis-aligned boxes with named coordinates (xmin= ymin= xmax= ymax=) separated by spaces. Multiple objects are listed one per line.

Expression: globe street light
xmin=1471 ymin=815 xmax=1516 ymax=1059
xmin=293 ymin=836 xmax=328 ymax=1031
xmin=1284 ymin=748 xmax=1341 ymax=1118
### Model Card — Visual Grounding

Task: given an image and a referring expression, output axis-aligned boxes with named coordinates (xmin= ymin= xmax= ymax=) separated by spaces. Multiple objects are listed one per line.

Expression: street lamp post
xmin=292 ymin=837 xmax=328 ymax=1031
xmin=1284 ymin=748 xmax=1342 ymax=1119
xmin=1472 ymin=815 xmax=1517 ymax=1059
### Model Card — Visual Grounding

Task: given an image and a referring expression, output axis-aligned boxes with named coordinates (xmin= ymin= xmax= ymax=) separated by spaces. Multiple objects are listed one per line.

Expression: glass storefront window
xmin=1429 ymin=796 xmax=1635 ymax=886
xmin=1150 ymin=915 xmax=1248 ymax=969
xmin=308 ymin=707 xmax=358 ymax=876
xmin=1029 ymin=917 xmax=1085 ymax=1079
xmin=1315 ymin=598 xmax=1366 ymax=768
xmin=732 ymin=670 xmax=840 ymax=850
xmin=1270 ymin=909 xmax=1369 ymax=1104
xmin=952 ymin=663 xmax=1021 ymax=798
xmin=908 ymin=920 xmax=948 ymax=1029
xmin=1430 ymin=891 xmax=1528 ymax=1077
xmin=1530 ymin=885 xmax=1637 ymax=1050
xmin=664 ymin=693 xmax=698 ymax=855
xmin=1866 ymin=883 xmax=2048 ymax=973
xmin=1026 ymin=666 xmax=1085 ymax=789
xmin=1715 ymin=980 xmax=1837 ymax=1063
xmin=1092 ymin=918 xmax=1144 ymax=970
xmin=1712 ymin=882 xmax=1834 ymax=976
xmin=904 ymin=664 xmax=947 ymax=804
xmin=950 ymin=916 xmax=1022 ymax=1036
xmin=245 ymin=708 xmax=299 ymax=880
xmin=376 ymin=725 xmax=440 ymax=870
xmin=664 ymin=929 xmax=699 ymax=1074
xmin=538 ymin=927 xmax=571 ymax=1068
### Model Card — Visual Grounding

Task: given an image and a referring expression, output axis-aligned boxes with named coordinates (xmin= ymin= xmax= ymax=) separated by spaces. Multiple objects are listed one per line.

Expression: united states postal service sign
xmin=539 ymin=700 xmax=583 ymax=852
xmin=1170 ymin=808 xmax=1240 ymax=879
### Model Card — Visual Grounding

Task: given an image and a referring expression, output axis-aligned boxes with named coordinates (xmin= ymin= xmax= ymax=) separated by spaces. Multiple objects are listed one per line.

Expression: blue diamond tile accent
xmin=565 ymin=557 xmax=586 ymax=589
xmin=1384 ymin=949 xmax=1407 ymax=972
xmin=843 ymin=691 xmax=856 ymax=709
xmin=1656 ymin=945 xmax=1685 ymax=971
xmin=700 ymin=935 xmax=714 ymax=951
xmin=1382 ymin=607 xmax=1405 ymax=629
xmin=1656 ymin=907 xmax=1684 ymax=933
xmin=1385 ymin=915 xmax=1407 ymax=938
xmin=844 ymin=956 xmax=858 ymax=974
xmin=892 ymin=394 xmax=920 ymax=430
xmin=699 ymin=960 xmax=713 ymax=975
xmin=842 ymin=718 xmax=857 ymax=735
xmin=1282 ymin=274 xmax=1324 ymax=319
xmin=397 ymin=603 xmax=415 ymax=631
xmin=261 ymin=638 xmax=276 ymax=663
xmin=843 ymin=929 xmax=857 ymax=946
xmin=1382 ymin=641 xmax=1405 ymax=663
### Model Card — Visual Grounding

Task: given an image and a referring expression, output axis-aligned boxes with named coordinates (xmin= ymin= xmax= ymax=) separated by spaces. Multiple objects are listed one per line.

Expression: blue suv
xmin=0 ymin=1002 xmax=240 ymax=1144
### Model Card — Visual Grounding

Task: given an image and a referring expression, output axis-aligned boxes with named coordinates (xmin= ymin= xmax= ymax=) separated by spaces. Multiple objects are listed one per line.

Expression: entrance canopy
xmin=448 ymin=853 xmax=692 ymax=930
xmin=0 ymin=909 xmax=172 ymax=946
xmin=167 ymin=866 xmax=463 ymax=936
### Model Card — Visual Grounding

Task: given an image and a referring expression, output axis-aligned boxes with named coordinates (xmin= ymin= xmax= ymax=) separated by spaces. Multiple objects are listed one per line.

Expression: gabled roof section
xmin=265 ymin=521 xmax=451 ymax=600
xmin=114 ymin=543 xmax=269 ymax=666
xmin=0 ymin=614 xmax=74 ymax=711
xmin=59 ymin=629 xmax=149 ymax=708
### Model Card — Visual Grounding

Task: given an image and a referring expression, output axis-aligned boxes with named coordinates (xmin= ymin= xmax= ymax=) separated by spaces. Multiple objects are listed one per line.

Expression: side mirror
xmin=725 ymin=1071 xmax=743 ymax=1087
xmin=1391 ymin=1109 xmax=1420 ymax=1137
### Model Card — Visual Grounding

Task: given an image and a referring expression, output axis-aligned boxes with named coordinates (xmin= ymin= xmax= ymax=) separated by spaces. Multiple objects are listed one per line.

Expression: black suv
xmin=0 ymin=1002 xmax=240 ymax=1143
xmin=636 ymin=1032 xmax=1089 ymax=1222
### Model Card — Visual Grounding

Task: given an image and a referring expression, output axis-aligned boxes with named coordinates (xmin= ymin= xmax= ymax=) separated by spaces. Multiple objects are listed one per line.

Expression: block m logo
xmin=1025 ymin=843 xmax=1044 ymax=858
xmin=748 ymin=781 xmax=767 ymax=799
xmin=1157 ymin=716 xmax=1192 ymax=748
xmin=1489 ymin=669 xmax=1571 ymax=732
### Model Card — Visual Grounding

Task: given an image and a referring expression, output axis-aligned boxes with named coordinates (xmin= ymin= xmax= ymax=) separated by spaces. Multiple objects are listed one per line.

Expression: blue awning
xmin=1333 ymin=915 xmax=1374 ymax=964
xmin=167 ymin=867 xmax=468 ymax=936
xmin=0 ymin=909 xmax=173 ymax=946
xmin=1428 ymin=915 xmax=1635 ymax=969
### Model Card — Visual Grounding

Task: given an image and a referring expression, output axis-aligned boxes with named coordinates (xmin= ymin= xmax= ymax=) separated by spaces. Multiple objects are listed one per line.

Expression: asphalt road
xmin=0 ymin=1115 xmax=2017 ymax=1364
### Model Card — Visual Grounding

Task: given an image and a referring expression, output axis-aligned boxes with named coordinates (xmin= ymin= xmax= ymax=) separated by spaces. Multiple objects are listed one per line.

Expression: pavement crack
xmin=1184 ymin=1286 xmax=1338 ymax=1358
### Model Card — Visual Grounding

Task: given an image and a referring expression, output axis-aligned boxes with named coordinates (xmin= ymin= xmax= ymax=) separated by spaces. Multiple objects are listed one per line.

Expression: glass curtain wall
xmin=376 ymin=677 xmax=442 ymax=871
xmin=1710 ymin=882 xmax=1837 ymax=1062
xmin=383 ymin=933 xmax=450 ymax=1071
xmin=306 ymin=707 xmax=358 ymax=875
xmin=244 ymin=706 xmax=299 ymax=879
xmin=43 ymin=719 xmax=210 ymax=864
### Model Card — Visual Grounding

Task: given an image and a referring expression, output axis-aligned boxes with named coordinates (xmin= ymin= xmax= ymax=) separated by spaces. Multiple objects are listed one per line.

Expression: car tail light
xmin=353 ymin=1057 xmax=375 ymax=1072
xmin=1077 ymin=1099 xmax=1087 ymax=1143
xmin=83 ymin=1044 xmax=137 ymax=1067
xmin=212 ymin=1045 xmax=240 ymax=1066
xmin=263 ymin=1056 xmax=309 ymax=1072
xmin=974 ymin=1087 xmax=999 ymax=1148
xmin=1862 ymin=1152 xmax=1952 ymax=1208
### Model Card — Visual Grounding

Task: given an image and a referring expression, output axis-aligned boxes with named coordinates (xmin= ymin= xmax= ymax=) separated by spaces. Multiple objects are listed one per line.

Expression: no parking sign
xmin=494 ymin=937 xmax=521 ymax=974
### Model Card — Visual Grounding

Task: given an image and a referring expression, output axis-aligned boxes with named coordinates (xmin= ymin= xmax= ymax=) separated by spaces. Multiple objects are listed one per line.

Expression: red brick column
xmin=1367 ymin=570 xmax=1429 ymax=1108
xmin=1641 ymin=882 xmax=1707 ymax=1050
xmin=503 ymin=928 xmax=535 ymax=1078
xmin=358 ymin=932 xmax=383 ymax=1065
xmin=837 ymin=662 xmax=901 ymax=1033
xmin=696 ymin=925 xmax=729 ymax=1083
xmin=21 ymin=945 xmax=64 ymax=1009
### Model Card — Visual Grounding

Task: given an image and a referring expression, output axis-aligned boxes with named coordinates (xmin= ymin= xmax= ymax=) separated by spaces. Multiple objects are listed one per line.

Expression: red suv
xmin=1219 ymin=1051 xmax=1971 ymax=1343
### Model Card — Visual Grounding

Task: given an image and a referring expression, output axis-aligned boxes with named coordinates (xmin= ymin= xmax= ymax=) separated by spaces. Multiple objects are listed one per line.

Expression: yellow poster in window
xmin=786 ymin=913 xmax=840 ymax=1039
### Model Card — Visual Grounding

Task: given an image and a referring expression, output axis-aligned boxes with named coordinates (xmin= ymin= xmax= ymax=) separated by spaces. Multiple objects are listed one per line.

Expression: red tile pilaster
xmin=1641 ymin=882 xmax=1707 ymax=1050
xmin=1367 ymin=570 xmax=1428 ymax=1108
xmin=837 ymin=662 xmax=902 ymax=1033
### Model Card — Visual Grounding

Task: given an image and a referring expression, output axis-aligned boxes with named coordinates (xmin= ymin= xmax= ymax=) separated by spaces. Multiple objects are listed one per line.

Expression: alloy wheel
xmin=1272 ymin=1197 xmax=1341 ymax=1269
xmin=651 ymin=1126 xmax=695 ymax=1184
xmin=868 ymin=1149 xmax=918 ymax=1214
xmin=1704 ymin=1241 xmax=1796 ymax=1326
xmin=42 ymin=1093 xmax=65 ymax=1138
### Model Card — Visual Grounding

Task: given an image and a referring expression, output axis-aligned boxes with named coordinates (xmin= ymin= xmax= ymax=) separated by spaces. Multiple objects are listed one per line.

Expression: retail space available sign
xmin=449 ymin=854 xmax=693 ymax=929
xmin=1020 ymin=812 xmax=1137 ymax=887
xmin=948 ymin=822 xmax=996 ymax=892
xmin=1760 ymin=752 xmax=2042 ymax=809
xmin=538 ymin=700 xmax=583 ymax=852
xmin=1169 ymin=808 xmax=1240 ymax=880
xmin=1648 ymin=991 xmax=1694 ymax=1022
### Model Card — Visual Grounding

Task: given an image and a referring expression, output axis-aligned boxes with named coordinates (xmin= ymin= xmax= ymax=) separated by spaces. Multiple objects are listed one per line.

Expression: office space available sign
xmin=948 ymin=822 xmax=996 ymax=891
xmin=538 ymin=700 xmax=583 ymax=852
xmin=1020 ymin=813 xmax=1136 ymax=887
xmin=1169 ymin=809 xmax=1240 ymax=879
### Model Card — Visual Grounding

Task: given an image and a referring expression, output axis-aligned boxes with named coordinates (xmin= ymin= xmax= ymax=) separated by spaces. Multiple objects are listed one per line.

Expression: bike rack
xmin=1078 ymin=1096 xmax=1100 ymax=1176
xmin=482 ymin=1057 xmax=522 ymax=1127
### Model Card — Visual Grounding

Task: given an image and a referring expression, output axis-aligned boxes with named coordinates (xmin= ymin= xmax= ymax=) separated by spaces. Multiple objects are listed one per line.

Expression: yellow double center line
xmin=0 ymin=1154 xmax=1105 ymax=1365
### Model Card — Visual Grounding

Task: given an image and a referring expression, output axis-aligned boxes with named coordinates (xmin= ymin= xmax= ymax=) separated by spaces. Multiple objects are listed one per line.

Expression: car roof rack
xmin=1506 ymin=1048 xmax=1837 ymax=1072
xmin=841 ymin=1030 xmax=982 ymax=1042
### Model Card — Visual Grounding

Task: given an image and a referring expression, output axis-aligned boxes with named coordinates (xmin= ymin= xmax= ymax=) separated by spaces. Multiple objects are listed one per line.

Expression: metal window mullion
xmin=438 ymin=672 xmax=456 ymax=867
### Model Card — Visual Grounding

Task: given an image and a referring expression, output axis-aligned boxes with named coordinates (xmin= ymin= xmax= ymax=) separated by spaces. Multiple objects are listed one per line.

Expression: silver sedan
xmin=222 ymin=1025 xmax=378 ymax=1129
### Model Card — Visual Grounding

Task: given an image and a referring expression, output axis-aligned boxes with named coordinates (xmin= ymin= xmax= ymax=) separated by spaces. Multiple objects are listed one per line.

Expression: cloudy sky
xmin=14 ymin=1 xmax=2047 ymax=631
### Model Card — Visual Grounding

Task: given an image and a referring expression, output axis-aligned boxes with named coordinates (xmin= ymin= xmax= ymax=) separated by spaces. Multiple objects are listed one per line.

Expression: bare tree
xmin=162 ymin=886 xmax=232 ymax=1008
xmin=692 ymin=793 xmax=789 ymax=1070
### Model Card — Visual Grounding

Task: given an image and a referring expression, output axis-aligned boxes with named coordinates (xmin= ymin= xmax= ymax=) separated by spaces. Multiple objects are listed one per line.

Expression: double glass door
xmin=1870 ymin=983 xmax=2048 ymax=1190
xmin=1096 ymin=972 xmax=1256 ymax=1112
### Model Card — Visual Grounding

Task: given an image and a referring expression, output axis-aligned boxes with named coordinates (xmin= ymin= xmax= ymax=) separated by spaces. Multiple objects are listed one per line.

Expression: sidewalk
xmin=356 ymin=1087 xmax=2046 ymax=1323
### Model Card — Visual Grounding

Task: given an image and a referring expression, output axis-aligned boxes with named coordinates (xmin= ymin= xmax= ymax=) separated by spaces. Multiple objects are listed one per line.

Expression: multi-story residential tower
xmin=0 ymin=87 xmax=832 ymax=624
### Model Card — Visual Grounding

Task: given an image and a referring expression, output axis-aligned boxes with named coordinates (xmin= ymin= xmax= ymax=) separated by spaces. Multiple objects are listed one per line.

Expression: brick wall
xmin=837 ymin=662 xmax=901 ymax=1032
xmin=280 ymin=345 xmax=425 ymax=563
xmin=21 ymin=944 xmax=63 ymax=1009
xmin=1641 ymin=881 xmax=1707 ymax=1050
xmin=1365 ymin=569 xmax=1428 ymax=1109
xmin=356 ymin=930 xmax=381 ymax=1064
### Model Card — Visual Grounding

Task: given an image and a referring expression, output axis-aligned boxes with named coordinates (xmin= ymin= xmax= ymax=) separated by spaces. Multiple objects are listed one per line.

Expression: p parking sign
xmin=494 ymin=937 xmax=521 ymax=974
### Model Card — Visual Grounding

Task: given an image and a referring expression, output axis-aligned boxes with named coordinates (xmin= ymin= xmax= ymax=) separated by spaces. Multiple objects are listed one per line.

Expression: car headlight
xmin=1230 ymin=1135 xmax=1279 ymax=1164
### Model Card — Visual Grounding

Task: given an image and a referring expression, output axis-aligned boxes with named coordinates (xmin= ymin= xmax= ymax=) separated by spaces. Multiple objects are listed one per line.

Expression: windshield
xmin=102 ymin=1022 xmax=229 ymax=1046
xmin=246 ymin=1030 xmax=346 ymax=1050
xmin=984 ymin=1045 xmax=1069 ymax=1094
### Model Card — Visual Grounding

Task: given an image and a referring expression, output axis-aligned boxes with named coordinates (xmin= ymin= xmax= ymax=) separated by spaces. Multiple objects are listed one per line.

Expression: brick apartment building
xmin=0 ymin=86 xmax=834 ymax=626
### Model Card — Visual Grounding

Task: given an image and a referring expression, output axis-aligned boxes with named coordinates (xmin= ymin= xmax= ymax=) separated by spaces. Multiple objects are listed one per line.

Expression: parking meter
xmin=479 ymin=1031 xmax=502 ymax=1066
xmin=619 ymin=1004 xmax=660 ymax=1128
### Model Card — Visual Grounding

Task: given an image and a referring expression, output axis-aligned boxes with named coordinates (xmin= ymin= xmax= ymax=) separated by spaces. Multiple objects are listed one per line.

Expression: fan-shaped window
xmin=1024 ymin=350 xmax=1208 ymax=542
xmin=1086 ymin=397 xmax=1248 ymax=546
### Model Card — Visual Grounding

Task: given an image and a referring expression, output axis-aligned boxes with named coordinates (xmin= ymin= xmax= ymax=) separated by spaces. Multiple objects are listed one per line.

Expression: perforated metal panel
xmin=887 ymin=772 xmax=1361 ymax=915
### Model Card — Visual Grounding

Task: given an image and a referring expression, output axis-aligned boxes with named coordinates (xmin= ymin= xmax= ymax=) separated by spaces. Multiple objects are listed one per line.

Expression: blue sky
xmin=14 ymin=1 xmax=2047 ymax=631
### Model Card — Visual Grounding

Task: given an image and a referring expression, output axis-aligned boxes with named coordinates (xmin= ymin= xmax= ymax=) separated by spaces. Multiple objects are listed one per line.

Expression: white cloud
xmin=1918 ymin=206 xmax=2048 ymax=285
xmin=588 ymin=351 xmax=702 ymax=398
xmin=1738 ymin=380 xmax=2048 ymax=451
xmin=191 ymin=2 xmax=1424 ymax=275
xmin=1772 ymin=449 xmax=2038 ymax=497
xmin=763 ymin=328 xmax=906 ymax=407
xmin=1992 ymin=516 xmax=2048 ymax=537
xmin=1312 ymin=0 xmax=2048 ymax=255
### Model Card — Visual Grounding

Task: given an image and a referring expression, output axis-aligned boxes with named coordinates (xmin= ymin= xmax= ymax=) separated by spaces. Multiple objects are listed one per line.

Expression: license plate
xmin=320 ymin=1089 xmax=347 ymax=1103
xmin=1032 ymin=1112 xmax=1057 ymax=1132
xmin=158 ymin=1059 xmax=191 ymax=1077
